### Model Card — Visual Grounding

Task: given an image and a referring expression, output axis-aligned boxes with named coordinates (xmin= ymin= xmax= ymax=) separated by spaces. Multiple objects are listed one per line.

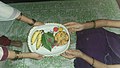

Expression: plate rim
xmin=27 ymin=23 xmax=70 ymax=56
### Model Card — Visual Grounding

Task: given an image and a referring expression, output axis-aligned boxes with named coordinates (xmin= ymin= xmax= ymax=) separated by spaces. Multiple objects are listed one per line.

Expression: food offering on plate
xmin=31 ymin=30 xmax=43 ymax=50
xmin=28 ymin=23 xmax=70 ymax=56
xmin=54 ymin=27 xmax=69 ymax=46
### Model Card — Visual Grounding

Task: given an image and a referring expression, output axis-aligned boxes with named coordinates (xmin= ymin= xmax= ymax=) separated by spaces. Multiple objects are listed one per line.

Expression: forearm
xmin=16 ymin=13 xmax=36 ymax=25
xmin=79 ymin=52 xmax=107 ymax=68
xmin=7 ymin=50 xmax=16 ymax=59
xmin=82 ymin=19 xmax=120 ymax=30
xmin=108 ymin=65 xmax=120 ymax=68
xmin=17 ymin=52 xmax=34 ymax=59
xmin=7 ymin=50 xmax=33 ymax=60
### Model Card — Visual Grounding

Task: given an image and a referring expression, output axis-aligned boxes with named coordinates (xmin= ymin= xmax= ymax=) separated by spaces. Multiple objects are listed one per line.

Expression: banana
xmin=36 ymin=31 xmax=42 ymax=50
xmin=31 ymin=30 xmax=41 ymax=45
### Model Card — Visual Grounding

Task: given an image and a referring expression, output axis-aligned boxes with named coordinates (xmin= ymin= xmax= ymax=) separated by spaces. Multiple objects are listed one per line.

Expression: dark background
xmin=1 ymin=0 xmax=64 ymax=3
xmin=1 ymin=0 xmax=120 ymax=8
xmin=116 ymin=0 xmax=120 ymax=7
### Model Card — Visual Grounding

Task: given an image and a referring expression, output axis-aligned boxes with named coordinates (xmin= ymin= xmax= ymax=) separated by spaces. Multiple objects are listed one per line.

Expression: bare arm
xmin=79 ymin=51 xmax=107 ymax=68
xmin=83 ymin=19 xmax=120 ymax=30
xmin=0 ymin=1 xmax=43 ymax=26
xmin=64 ymin=19 xmax=120 ymax=32
xmin=16 ymin=13 xmax=44 ymax=26
xmin=80 ymin=51 xmax=120 ymax=68
xmin=62 ymin=50 xmax=120 ymax=68
xmin=7 ymin=50 xmax=43 ymax=60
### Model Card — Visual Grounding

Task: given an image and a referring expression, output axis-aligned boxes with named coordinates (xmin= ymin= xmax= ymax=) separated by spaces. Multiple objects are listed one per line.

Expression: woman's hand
xmin=61 ymin=49 xmax=83 ymax=59
xmin=33 ymin=21 xmax=44 ymax=26
xmin=64 ymin=22 xmax=84 ymax=32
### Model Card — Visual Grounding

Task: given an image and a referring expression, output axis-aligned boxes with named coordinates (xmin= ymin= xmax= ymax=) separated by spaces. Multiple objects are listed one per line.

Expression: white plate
xmin=28 ymin=23 xmax=70 ymax=56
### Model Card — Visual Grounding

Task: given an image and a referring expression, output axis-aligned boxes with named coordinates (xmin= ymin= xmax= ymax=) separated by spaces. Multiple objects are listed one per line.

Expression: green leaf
xmin=41 ymin=32 xmax=54 ymax=51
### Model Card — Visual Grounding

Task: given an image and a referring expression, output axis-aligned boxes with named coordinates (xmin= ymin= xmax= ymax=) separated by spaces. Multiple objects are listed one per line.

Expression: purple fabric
xmin=74 ymin=28 xmax=120 ymax=68
xmin=105 ymin=31 xmax=120 ymax=60
xmin=1 ymin=47 xmax=8 ymax=61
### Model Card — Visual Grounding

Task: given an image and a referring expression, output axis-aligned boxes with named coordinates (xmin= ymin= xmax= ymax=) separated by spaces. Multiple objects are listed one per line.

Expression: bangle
xmin=91 ymin=57 xmax=95 ymax=67
xmin=17 ymin=13 xmax=23 ymax=21
xmin=28 ymin=19 xmax=36 ymax=26
xmin=12 ymin=50 xmax=22 ymax=60
xmin=91 ymin=20 xmax=96 ymax=29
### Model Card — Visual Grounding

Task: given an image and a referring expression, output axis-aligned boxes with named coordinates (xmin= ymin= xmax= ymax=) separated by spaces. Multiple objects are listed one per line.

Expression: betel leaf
xmin=41 ymin=32 xmax=54 ymax=51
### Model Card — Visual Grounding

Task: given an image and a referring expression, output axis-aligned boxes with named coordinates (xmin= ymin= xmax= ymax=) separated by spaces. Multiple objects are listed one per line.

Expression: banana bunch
xmin=31 ymin=30 xmax=43 ymax=50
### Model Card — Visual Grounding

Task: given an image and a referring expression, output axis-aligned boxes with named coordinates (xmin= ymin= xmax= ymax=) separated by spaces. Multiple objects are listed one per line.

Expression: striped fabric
xmin=0 ymin=47 xmax=8 ymax=61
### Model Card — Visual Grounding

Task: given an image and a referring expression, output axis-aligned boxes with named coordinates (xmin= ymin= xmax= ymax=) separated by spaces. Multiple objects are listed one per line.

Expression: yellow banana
xmin=36 ymin=31 xmax=42 ymax=50
xmin=31 ymin=30 xmax=41 ymax=45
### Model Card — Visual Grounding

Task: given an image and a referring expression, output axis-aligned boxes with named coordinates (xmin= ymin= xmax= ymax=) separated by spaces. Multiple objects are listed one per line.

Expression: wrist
xmin=80 ymin=53 xmax=84 ymax=58
xmin=82 ymin=22 xmax=92 ymax=30
xmin=16 ymin=13 xmax=37 ymax=26
xmin=91 ymin=57 xmax=95 ymax=67
xmin=83 ymin=20 xmax=96 ymax=30
xmin=91 ymin=20 xmax=96 ymax=28
xmin=82 ymin=23 xmax=86 ymax=30
xmin=28 ymin=19 xmax=37 ymax=26
xmin=77 ymin=51 xmax=84 ymax=58
xmin=12 ymin=50 xmax=22 ymax=60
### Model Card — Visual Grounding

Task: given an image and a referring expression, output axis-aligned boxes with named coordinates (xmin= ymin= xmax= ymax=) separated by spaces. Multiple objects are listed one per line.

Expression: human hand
xmin=64 ymin=22 xmax=84 ymax=32
xmin=28 ymin=53 xmax=44 ymax=60
xmin=61 ymin=49 xmax=83 ymax=59
xmin=33 ymin=21 xmax=44 ymax=26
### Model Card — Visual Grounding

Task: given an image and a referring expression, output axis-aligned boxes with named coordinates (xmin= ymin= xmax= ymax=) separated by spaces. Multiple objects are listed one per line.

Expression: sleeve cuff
xmin=0 ymin=47 xmax=8 ymax=61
